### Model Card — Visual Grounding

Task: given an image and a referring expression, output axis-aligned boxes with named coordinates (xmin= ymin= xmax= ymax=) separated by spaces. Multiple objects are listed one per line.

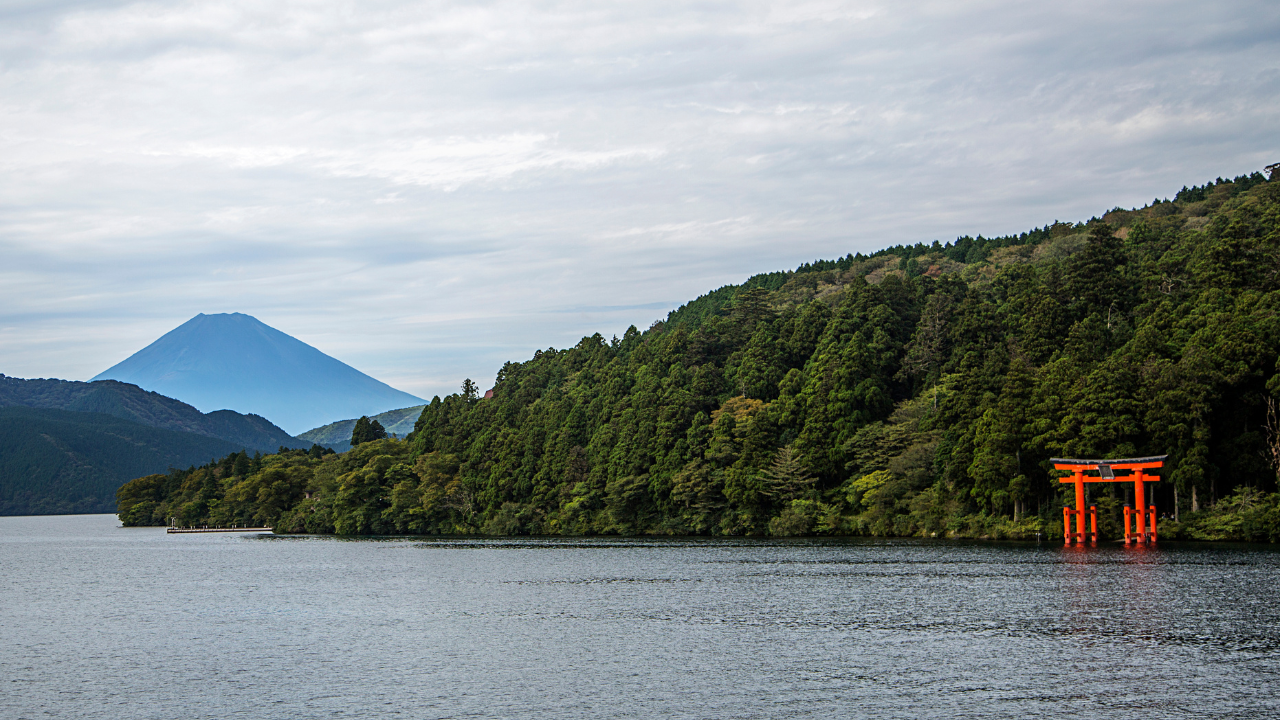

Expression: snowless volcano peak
xmin=93 ymin=313 xmax=423 ymax=435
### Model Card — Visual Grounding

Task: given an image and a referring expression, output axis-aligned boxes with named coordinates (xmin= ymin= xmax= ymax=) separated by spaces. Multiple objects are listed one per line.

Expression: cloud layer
xmin=2 ymin=0 xmax=1277 ymax=404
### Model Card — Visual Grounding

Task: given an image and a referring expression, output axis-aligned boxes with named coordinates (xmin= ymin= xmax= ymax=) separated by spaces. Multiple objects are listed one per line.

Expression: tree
xmin=1064 ymin=220 xmax=1125 ymax=319
xmin=232 ymin=451 xmax=251 ymax=477
xmin=1264 ymin=397 xmax=1280 ymax=490
xmin=350 ymin=416 xmax=374 ymax=445
xmin=898 ymin=292 xmax=951 ymax=389
xmin=351 ymin=417 xmax=389 ymax=445
xmin=732 ymin=287 xmax=775 ymax=332
xmin=761 ymin=445 xmax=815 ymax=501
xmin=462 ymin=378 xmax=478 ymax=401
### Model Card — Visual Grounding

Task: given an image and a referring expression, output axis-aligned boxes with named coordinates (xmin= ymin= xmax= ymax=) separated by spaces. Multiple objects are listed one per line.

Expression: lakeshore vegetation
xmin=119 ymin=171 xmax=1280 ymax=540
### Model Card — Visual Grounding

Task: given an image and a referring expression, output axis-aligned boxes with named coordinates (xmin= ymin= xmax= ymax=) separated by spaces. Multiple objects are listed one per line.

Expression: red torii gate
xmin=1050 ymin=456 xmax=1167 ymax=546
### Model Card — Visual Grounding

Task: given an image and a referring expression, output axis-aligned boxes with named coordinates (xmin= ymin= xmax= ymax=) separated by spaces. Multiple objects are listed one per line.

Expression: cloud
xmin=145 ymin=135 xmax=666 ymax=191
xmin=0 ymin=0 xmax=1277 ymax=406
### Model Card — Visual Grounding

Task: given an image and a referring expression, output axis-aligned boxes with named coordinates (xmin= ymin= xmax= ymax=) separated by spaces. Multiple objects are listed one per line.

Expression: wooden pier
xmin=166 ymin=526 xmax=273 ymax=534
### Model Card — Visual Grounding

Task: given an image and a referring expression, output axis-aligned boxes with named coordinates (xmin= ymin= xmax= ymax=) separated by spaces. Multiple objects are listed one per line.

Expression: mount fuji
xmin=93 ymin=313 xmax=423 ymax=435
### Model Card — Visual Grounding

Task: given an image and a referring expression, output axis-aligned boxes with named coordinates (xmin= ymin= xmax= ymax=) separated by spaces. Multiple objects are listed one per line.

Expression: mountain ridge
xmin=0 ymin=374 xmax=303 ymax=453
xmin=0 ymin=406 xmax=245 ymax=516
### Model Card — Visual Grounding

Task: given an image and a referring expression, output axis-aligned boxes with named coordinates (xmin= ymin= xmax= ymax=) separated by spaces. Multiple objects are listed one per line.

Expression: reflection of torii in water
xmin=1050 ymin=456 xmax=1167 ymax=546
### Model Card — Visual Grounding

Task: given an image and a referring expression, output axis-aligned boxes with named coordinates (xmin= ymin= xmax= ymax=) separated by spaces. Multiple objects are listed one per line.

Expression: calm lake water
xmin=2 ymin=514 xmax=1278 ymax=719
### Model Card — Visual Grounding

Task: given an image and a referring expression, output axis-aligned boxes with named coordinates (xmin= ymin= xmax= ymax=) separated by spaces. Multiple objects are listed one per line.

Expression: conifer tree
xmin=761 ymin=445 xmax=815 ymax=501
xmin=350 ymin=416 xmax=373 ymax=446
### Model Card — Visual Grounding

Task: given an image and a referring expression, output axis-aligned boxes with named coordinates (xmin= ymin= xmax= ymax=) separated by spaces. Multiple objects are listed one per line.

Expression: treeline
xmin=116 ymin=444 xmax=334 ymax=527
xmin=119 ymin=171 xmax=1280 ymax=539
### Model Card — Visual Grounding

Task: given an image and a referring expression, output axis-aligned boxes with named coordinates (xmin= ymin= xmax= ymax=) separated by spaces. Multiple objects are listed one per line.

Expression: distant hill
xmin=298 ymin=405 xmax=426 ymax=453
xmin=0 ymin=407 xmax=243 ymax=516
xmin=92 ymin=313 xmax=424 ymax=435
xmin=0 ymin=374 xmax=303 ymax=454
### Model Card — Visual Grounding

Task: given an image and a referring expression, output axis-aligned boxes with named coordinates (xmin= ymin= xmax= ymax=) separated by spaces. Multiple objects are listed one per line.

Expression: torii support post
xmin=1134 ymin=470 xmax=1146 ymax=540
xmin=1074 ymin=471 xmax=1086 ymax=543
xmin=1122 ymin=478 xmax=1160 ymax=544
xmin=1051 ymin=456 xmax=1167 ymax=546
xmin=1056 ymin=469 xmax=1091 ymax=544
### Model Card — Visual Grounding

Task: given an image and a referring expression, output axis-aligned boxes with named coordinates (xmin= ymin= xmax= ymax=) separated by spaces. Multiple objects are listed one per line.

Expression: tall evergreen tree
xmin=350 ymin=416 xmax=373 ymax=446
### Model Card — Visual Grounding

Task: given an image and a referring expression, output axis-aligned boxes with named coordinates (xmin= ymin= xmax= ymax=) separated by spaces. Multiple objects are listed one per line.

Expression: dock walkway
xmin=166 ymin=526 xmax=273 ymax=534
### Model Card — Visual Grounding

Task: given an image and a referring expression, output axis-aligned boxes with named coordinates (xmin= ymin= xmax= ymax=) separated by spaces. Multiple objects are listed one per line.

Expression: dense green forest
xmin=0 ymin=407 xmax=247 ymax=516
xmin=119 ymin=170 xmax=1280 ymax=540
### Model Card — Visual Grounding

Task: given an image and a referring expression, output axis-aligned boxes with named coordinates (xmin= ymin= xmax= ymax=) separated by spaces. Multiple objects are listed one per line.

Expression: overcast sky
xmin=1 ymin=0 xmax=1277 ymax=401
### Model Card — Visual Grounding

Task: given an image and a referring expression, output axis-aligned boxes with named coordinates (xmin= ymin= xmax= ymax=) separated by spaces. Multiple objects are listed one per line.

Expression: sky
xmin=1 ymin=0 xmax=1277 ymax=402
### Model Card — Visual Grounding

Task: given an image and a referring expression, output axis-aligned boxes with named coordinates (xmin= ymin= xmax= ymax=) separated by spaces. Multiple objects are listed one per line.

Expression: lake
xmin=2 ymin=514 xmax=1278 ymax=719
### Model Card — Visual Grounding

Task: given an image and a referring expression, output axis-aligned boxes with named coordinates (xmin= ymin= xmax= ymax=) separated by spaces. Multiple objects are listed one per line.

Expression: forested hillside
xmin=119 ymin=171 xmax=1280 ymax=540
xmin=0 ymin=375 xmax=304 ymax=453
xmin=1 ymin=407 xmax=244 ymax=515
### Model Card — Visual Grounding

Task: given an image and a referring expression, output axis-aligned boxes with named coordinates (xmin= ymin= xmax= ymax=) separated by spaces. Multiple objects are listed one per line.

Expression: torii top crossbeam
xmin=1050 ymin=456 xmax=1167 ymax=478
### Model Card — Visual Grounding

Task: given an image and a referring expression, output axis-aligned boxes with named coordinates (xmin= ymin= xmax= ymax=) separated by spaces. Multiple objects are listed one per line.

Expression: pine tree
xmin=350 ymin=416 xmax=373 ymax=446
xmin=761 ymin=445 xmax=815 ymax=501
xmin=232 ymin=451 xmax=251 ymax=477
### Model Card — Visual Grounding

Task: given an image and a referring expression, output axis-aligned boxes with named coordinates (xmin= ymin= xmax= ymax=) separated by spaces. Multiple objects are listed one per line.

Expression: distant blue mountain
xmin=92 ymin=313 xmax=424 ymax=434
